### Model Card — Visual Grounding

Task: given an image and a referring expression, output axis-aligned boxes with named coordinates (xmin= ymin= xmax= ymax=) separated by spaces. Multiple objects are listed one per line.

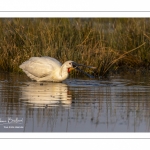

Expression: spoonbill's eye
xmin=69 ymin=62 xmax=72 ymax=65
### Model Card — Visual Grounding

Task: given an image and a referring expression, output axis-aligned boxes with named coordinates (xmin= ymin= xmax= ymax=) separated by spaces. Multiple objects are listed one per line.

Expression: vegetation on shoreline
xmin=0 ymin=18 xmax=150 ymax=77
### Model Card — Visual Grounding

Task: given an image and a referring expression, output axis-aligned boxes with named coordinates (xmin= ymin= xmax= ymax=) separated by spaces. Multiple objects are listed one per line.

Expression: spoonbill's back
xmin=19 ymin=56 xmax=76 ymax=82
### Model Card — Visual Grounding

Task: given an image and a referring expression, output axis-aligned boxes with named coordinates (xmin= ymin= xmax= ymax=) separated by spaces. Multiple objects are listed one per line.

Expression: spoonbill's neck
xmin=59 ymin=64 xmax=69 ymax=80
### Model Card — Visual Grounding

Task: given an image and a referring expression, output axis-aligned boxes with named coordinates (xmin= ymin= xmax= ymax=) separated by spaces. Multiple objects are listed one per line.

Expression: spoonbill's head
xmin=63 ymin=61 xmax=96 ymax=78
xmin=63 ymin=61 xmax=76 ymax=73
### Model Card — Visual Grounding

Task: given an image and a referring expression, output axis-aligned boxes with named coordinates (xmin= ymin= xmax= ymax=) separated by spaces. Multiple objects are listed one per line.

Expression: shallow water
xmin=0 ymin=72 xmax=150 ymax=132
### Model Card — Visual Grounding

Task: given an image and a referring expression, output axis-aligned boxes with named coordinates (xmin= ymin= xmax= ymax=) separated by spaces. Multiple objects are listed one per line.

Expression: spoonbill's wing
xmin=20 ymin=57 xmax=62 ymax=78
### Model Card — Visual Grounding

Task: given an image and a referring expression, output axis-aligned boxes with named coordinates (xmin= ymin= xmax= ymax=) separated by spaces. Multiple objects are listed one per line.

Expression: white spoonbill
xmin=19 ymin=56 xmax=95 ymax=82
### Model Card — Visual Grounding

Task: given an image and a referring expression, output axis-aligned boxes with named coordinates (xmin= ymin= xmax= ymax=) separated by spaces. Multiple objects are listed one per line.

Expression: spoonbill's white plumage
xmin=19 ymin=56 xmax=76 ymax=82
xmin=19 ymin=56 xmax=95 ymax=82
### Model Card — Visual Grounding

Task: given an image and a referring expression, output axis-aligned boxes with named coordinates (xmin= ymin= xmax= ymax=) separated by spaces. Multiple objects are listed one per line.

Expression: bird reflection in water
xmin=19 ymin=82 xmax=72 ymax=108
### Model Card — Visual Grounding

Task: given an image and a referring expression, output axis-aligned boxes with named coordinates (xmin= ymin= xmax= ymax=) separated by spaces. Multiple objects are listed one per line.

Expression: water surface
xmin=0 ymin=72 xmax=150 ymax=132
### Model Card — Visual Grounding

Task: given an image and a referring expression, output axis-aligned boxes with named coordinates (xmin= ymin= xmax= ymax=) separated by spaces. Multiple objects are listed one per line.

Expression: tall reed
xmin=0 ymin=18 xmax=149 ymax=76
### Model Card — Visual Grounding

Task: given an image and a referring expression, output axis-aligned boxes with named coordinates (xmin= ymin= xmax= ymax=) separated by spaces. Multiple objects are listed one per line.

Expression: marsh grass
xmin=0 ymin=18 xmax=150 ymax=77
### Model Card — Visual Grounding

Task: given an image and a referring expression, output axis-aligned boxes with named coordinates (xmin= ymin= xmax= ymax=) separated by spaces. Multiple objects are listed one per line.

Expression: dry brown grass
xmin=0 ymin=18 xmax=149 ymax=76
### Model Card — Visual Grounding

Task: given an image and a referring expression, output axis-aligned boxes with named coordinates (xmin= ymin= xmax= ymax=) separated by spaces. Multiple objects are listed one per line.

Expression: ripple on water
xmin=1 ymin=73 xmax=150 ymax=132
